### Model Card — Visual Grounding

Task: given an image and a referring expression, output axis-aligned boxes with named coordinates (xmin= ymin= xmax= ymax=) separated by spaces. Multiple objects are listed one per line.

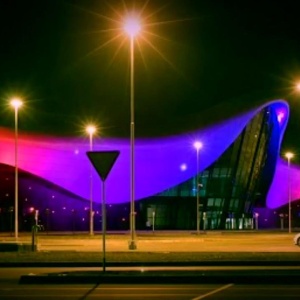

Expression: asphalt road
xmin=1 ymin=283 xmax=300 ymax=299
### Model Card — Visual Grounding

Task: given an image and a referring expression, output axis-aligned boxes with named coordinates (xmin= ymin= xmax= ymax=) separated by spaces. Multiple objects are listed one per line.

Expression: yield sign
xmin=86 ymin=151 xmax=120 ymax=182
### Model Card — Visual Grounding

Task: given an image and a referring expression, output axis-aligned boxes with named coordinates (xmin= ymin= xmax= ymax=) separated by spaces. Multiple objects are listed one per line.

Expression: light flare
xmin=77 ymin=1 xmax=187 ymax=70
xmin=285 ymin=152 xmax=294 ymax=160
xmin=123 ymin=16 xmax=141 ymax=37
xmin=86 ymin=124 xmax=97 ymax=135
xmin=10 ymin=98 xmax=23 ymax=109
xmin=194 ymin=141 xmax=203 ymax=150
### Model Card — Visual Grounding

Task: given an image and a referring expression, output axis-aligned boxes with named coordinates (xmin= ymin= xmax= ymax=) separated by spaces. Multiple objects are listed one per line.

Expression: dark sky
xmin=1 ymin=0 xmax=300 ymax=156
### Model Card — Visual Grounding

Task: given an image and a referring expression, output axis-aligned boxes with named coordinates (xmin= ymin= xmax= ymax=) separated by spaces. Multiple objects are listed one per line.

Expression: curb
xmin=19 ymin=270 xmax=300 ymax=285
xmin=3 ymin=260 xmax=300 ymax=268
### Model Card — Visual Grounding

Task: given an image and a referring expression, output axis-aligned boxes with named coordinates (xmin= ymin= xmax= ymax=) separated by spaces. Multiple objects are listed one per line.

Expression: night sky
xmin=1 ymin=0 xmax=300 ymax=159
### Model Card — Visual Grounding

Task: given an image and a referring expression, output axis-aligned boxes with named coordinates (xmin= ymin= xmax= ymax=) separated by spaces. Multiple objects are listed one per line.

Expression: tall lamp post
xmin=86 ymin=125 xmax=96 ymax=236
xmin=285 ymin=152 xmax=294 ymax=234
xmin=124 ymin=15 xmax=141 ymax=250
xmin=194 ymin=141 xmax=203 ymax=234
xmin=10 ymin=98 xmax=23 ymax=239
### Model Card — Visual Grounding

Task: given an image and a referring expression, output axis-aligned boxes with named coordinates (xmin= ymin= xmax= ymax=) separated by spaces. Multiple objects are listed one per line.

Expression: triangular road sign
xmin=87 ymin=151 xmax=120 ymax=182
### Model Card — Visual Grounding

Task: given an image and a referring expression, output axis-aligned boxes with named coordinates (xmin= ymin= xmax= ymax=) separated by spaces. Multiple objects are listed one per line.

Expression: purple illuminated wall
xmin=1 ymin=99 xmax=300 ymax=208
xmin=267 ymin=158 xmax=300 ymax=208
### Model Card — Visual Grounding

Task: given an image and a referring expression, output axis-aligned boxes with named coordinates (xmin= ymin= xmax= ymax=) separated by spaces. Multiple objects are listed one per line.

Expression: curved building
xmin=0 ymin=99 xmax=300 ymax=231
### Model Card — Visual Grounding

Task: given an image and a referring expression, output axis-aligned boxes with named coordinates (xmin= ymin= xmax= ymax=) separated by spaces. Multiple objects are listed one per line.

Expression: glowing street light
xmin=285 ymin=151 xmax=294 ymax=234
xmin=124 ymin=17 xmax=141 ymax=37
xmin=10 ymin=98 xmax=23 ymax=239
xmin=123 ymin=14 xmax=141 ymax=250
xmin=194 ymin=141 xmax=203 ymax=234
xmin=86 ymin=125 xmax=97 ymax=236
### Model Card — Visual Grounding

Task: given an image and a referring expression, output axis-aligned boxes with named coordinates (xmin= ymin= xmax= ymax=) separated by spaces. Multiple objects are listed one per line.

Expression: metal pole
xmin=14 ymin=107 xmax=19 ymax=239
xmin=102 ymin=181 xmax=106 ymax=272
xmin=288 ymin=157 xmax=291 ymax=234
xmin=152 ymin=211 xmax=155 ymax=233
xmin=89 ymin=133 xmax=94 ymax=235
xmin=129 ymin=36 xmax=137 ymax=250
xmin=196 ymin=148 xmax=200 ymax=234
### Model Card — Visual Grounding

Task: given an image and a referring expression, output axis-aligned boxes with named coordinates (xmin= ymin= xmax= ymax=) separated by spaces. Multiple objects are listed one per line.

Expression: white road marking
xmin=191 ymin=283 xmax=233 ymax=300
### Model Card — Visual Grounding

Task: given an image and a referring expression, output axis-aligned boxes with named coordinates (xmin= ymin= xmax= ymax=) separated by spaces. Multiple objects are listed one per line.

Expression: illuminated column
xmin=124 ymin=15 xmax=141 ymax=250
xmin=86 ymin=125 xmax=96 ymax=235
xmin=285 ymin=152 xmax=294 ymax=234
xmin=194 ymin=141 xmax=203 ymax=234
xmin=10 ymin=98 xmax=23 ymax=239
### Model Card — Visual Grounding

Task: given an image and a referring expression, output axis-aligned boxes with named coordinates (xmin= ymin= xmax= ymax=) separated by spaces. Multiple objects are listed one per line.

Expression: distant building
xmin=1 ymin=99 xmax=300 ymax=231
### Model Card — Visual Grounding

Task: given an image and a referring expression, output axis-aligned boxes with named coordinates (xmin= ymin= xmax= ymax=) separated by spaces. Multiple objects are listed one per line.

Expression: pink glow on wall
xmin=276 ymin=107 xmax=288 ymax=125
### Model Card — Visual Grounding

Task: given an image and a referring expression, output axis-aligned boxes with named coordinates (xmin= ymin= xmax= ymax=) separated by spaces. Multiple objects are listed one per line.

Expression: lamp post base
xmin=128 ymin=240 xmax=137 ymax=250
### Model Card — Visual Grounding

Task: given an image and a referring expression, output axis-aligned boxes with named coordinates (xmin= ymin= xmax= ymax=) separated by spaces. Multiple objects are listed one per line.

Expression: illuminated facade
xmin=1 ymin=99 xmax=300 ymax=231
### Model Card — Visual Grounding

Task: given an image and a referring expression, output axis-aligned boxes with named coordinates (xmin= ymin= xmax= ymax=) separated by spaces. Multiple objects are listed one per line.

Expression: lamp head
xmin=194 ymin=141 xmax=203 ymax=151
xmin=86 ymin=125 xmax=96 ymax=136
xmin=10 ymin=98 xmax=23 ymax=109
xmin=285 ymin=152 xmax=294 ymax=160
xmin=124 ymin=16 xmax=141 ymax=37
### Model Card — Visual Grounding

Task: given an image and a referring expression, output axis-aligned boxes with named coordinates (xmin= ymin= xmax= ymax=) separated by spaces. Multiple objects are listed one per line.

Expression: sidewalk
xmin=1 ymin=231 xmax=296 ymax=252
xmin=0 ymin=231 xmax=300 ymax=267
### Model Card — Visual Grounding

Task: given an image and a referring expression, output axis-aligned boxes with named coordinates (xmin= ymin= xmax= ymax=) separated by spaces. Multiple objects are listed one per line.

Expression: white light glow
xmin=285 ymin=152 xmax=294 ymax=160
xmin=124 ymin=16 xmax=141 ymax=37
xmin=194 ymin=141 xmax=203 ymax=150
xmin=10 ymin=98 xmax=23 ymax=109
xmin=86 ymin=125 xmax=96 ymax=135
xmin=180 ymin=164 xmax=187 ymax=171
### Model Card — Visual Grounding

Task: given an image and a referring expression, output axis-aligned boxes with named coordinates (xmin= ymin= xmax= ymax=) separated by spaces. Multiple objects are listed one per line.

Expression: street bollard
xmin=31 ymin=225 xmax=38 ymax=252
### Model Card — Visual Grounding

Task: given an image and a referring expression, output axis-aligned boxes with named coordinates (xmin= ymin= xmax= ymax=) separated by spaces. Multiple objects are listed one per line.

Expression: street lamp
xmin=86 ymin=125 xmax=96 ymax=236
xmin=124 ymin=15 xmax=141 ymax=250
xmin=285 ymin=151 xmax=294 ymax=234
xmin=194 ymin=141 xmax=203 ymax=234
xmin=10 ymin=98 xmax=23 ymax=239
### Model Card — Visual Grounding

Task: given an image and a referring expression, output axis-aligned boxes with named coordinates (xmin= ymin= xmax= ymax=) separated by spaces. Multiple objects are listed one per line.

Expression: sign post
xmin=86 ymin=151 xmax=120 ymax=273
